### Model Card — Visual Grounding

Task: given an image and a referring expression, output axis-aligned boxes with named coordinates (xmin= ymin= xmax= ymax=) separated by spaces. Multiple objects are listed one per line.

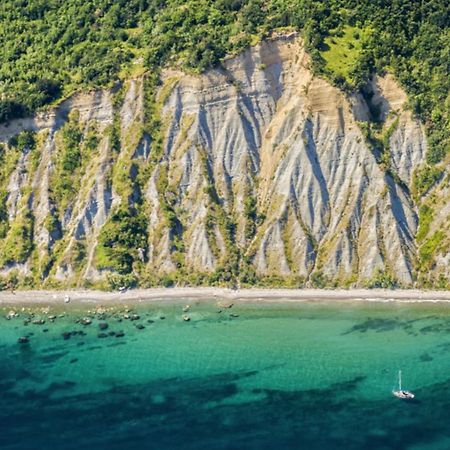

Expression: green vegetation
xmin=366 ymin=269 xmax=398 ymax=289
xmin=96 ymin=208 xmax=148 ymax=274
xmin=95 ymin=75 xmax=165 ymax=280
xmin=310 ymin=271 xmax=334 ymax=289
xmin=244 ymin=194 xmax=258 ymax=241
xmin=196 ymin=146 xmax=242 ymax=286
xmin=8 ymin=130 xmax=36 ymax=151
xmin=0 ymin=132 xmax=38 ymax=265
xmin=0 ymin=1 xmax=448 ymax=162
xmin=321 ymin=25 xmax=372 ymax=87
xmin=0 ymin=143 xmax=21 ymax=238
xmin=105 ymin=272 xmax=138 ymax=290
xmin=412 ymin=165 xmax=443 ymax=200
xmin=358 ymin=118 xmax=408 ymax=188
xmin=419 ymin=230 xmax=445 ymax=271
xmin=416 ymin=204 xmax=434 ymax=243
xmin=0 ymin=209 xmax=35 ymax=266
xmin=72 ymin=240 xmax=87 ymax=273
xmin=0 ymin=189 xmax=9 ymax=239
xmin=50 ymin=111 xmax=100 ymax=215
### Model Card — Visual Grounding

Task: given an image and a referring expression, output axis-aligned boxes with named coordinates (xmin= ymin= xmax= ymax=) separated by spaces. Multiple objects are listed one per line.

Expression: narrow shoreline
xmin=1 ymin=287 xmax=450 ymax=305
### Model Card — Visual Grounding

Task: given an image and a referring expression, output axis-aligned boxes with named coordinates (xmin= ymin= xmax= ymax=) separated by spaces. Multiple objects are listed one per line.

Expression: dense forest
xmin=0 ymin=0 xmax=448 ymax=163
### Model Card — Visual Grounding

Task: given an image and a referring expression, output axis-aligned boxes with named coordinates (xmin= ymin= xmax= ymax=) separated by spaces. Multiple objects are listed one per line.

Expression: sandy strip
xmin=0 ymin=287 xmax=450 ymax=305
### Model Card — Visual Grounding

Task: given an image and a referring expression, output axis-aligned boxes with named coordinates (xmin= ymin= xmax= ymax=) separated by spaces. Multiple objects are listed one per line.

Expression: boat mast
xmin=399 ymin=370 xmax=402 ymax=391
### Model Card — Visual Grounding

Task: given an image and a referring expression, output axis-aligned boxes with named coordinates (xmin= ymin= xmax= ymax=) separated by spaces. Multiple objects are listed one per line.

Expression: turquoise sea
xmin=2 ymin=298 xmax=450 ymax=449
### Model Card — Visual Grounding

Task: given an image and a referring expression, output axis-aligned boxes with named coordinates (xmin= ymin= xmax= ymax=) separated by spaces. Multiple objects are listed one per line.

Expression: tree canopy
xmin=0 ymin=0 xmax=448 ymax=160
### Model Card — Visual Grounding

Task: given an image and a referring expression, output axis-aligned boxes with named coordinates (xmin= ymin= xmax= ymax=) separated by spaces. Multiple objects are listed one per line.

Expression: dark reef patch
xmin=342 ymin=317 xmax=411 ymax=334
xmin=1 ymin=371 xmax=450 ymax=450
xmin=39 ymin=351 xmax=70 ymax=364
xmin=419 ymin=352 xmax=433 ymax=362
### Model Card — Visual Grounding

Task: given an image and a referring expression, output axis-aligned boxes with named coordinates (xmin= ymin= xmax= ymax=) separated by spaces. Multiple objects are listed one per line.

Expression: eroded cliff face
xmin=0 ymin=34 xmax=447 ymax=288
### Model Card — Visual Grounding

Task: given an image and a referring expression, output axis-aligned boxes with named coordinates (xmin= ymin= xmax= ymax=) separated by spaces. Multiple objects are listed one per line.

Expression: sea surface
xmin=1 ymin=298 xmax=450 ymax=449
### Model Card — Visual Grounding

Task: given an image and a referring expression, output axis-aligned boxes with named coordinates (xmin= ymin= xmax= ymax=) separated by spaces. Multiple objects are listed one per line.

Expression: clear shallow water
xmin=2 ymin=299 xmax=450 ymax=449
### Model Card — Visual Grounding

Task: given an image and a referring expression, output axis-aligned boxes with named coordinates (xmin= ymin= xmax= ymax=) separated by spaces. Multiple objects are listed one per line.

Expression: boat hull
xmin=393 ymin=390 xmax=415 ymax=399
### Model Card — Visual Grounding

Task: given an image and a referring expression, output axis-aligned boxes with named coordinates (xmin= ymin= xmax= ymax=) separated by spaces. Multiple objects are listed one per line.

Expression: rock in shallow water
xmin=32 ymin=319 xmax=45 ymax=325
xmin=61 ymin=330 xmax=85 ymax=340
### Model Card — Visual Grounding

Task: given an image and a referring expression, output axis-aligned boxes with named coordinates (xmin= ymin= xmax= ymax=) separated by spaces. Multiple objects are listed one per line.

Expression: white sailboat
xmin=392 ymin=370 xmax=415 ymax=399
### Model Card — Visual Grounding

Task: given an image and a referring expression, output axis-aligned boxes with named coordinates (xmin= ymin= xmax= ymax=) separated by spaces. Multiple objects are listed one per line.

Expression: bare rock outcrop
xmin=0 ymin=34 xmax=446 ymax=287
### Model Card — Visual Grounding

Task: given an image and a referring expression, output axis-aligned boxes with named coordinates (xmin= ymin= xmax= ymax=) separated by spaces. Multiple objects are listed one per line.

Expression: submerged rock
xmin=98 ymin=322 xmax=109 ymax=330
xmin=61 ymin=330 xmax=85 ymax=340
xmin=32 ymin=319 xmax=45 ymax=325
xmin=218 ymin=301 xmax=234 ymax=309
xmin=18 ymin=336 xmax=29 ymax=344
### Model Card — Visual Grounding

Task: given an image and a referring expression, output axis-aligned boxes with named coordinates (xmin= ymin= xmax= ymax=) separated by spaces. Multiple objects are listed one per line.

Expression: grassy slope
xmin=321 ymin=26 xmax=371 ymax=85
